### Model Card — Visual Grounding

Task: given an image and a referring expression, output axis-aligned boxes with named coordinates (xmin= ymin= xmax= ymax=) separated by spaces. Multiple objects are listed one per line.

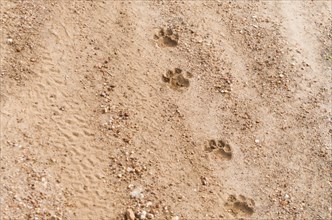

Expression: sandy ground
xmin=0 ymin=0 xmax=331 ymax=219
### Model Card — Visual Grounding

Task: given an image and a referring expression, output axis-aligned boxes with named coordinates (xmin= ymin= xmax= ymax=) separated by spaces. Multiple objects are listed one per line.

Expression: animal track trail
xmin=162 ymin=68 xmax=191 ymax=90
xmin=225 ymin=195 xmax=255 ymax=217
xmin=207 ymin=139 xmax=233 ymax=160
xmin=154 ymin=27 xmax=179 ymax=47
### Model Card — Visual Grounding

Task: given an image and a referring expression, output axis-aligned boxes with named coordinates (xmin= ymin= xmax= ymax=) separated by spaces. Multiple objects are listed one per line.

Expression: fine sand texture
xmin=1 ymin=1 xmax=331 ymax=219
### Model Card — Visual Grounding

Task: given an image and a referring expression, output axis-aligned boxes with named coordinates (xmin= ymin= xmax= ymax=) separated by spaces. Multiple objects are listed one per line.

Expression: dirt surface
xmin=1 ymin=0 xmax=331 ymax=219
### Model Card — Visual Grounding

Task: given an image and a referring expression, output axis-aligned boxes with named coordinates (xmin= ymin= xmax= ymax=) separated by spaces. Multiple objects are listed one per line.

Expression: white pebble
xmin=140 ymin=211 xmax=147 ymax=220
xmin=127 ymin=167 xmax=134 ymax=172
xmin=130 ymin=188 xmax=144 ymax=199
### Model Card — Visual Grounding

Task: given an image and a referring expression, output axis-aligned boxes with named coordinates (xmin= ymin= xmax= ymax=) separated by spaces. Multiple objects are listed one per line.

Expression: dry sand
xmin=0 ymin=0 xmax=331 ymax=219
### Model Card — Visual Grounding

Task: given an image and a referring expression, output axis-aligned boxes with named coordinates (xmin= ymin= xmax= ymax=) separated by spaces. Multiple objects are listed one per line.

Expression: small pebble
xmin=125 ymin=209 xmax=135 ymax=220
xmin=130 ymin=188 xmax=144 ymax=199
xmin=127 ymin=167 xmax=134 ymax=173
xmin=139 ymin=210 xmax=147 ymax=220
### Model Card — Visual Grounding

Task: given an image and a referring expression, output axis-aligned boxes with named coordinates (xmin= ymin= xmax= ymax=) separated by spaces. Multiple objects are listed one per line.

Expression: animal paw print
xmin=225 ymin=195 xmax=255 ymax=217
xmin=154 ymin=28 xmax=179 ymax=47
xmin=207 ymin=139 xmax=232 ymax=160
xmin=162 ymin=68 xmax=190 ymax=90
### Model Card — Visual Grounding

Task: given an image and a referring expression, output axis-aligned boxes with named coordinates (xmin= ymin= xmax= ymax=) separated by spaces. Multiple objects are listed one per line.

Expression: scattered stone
xmin=127 ymin=167 xmax=134 ymax=173
xmin=13 ymin=143 xmax=22 ymax=148
xmin=130 ymin=188 xmax=144 ymax=199
xmin=6 ymin=38 xmax=13 ymax=44
xmin=280 ymin=200 xmax=289 ymax=206
xmin=123 ymin=138 xmax=130 ymax=143
xmin=171 ymin=216 xmax=179 ymax=220
xmin=139 ymin=210 xmax=147 ymax=220
xmin=102 ymin=107 xmax=108 ymax=113
xmin=125 ymin=209 xmax=135 ymax=220
xmin=201 ymin=176 xmax=207 ymax=185
xmin=146 ymin=213 xmax=154 ymax=219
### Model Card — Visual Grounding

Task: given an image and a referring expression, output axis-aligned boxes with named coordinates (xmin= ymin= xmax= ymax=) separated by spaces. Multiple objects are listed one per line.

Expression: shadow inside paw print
xmin=207 ymin=139 xmax=232 ymax=160
xmin=162 ymin=68 xmax=190 ymax=90
xmin=154 ymin=28 xmax=179 ymax=47
xmin=225 ymin=195 xmax=255 ymax=217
